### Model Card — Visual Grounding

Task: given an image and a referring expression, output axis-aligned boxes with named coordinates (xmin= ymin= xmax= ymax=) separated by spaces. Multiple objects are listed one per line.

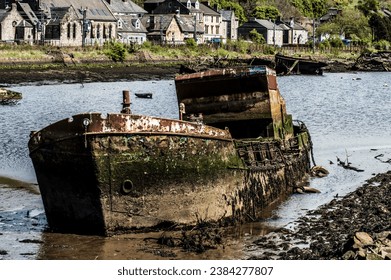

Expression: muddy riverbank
xmin=0 ymin=62 xmax=181 ymax=86
xmin=247 ymin=170 xmax=391 ymax=260
xmin=0 ymin=55 xmax=359 ymax=86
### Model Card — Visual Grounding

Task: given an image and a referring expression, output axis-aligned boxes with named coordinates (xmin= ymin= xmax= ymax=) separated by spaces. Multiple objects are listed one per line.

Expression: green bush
xmin=329 ymin=37 xmax=344 ymax=48
xmin=249 ymin=29 xmax=265 ymax=44
xmin=374 ymin=39 xmax=390 ymax=50
xmin=262 ymin=45 xmax=275 ymax=55
xmin=185 ymin=38 xmax=197 ymax=48
xmin=103 ymin=41 xmax=126 ymax=62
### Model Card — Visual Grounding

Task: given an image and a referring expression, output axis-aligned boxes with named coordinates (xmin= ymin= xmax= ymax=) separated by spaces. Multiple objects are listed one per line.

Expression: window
xmin=73 ymin=23 xmax=76 ymax=39
xmin=97 ymin=24 xmax=101 ymax=38
xmin=90 ymin=24 xmax=95 ymax=38
xmin=109 ymin=25 xmax=112 ymax=38
xmin=135 ymin=20 xmax=140 ymax=29
xmin=67 ymin=23 xmax=71 ymax=38
xmin=103 ymin=24 xmax=107 ymax=38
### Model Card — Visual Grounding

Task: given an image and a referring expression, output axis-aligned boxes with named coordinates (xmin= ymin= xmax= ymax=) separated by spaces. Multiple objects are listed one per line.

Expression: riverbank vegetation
xmin=1 ymin=0 xmax=391 ymax=66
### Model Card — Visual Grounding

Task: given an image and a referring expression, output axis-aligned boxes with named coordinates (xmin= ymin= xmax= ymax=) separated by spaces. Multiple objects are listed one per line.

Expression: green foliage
xmin=369 ymin=13 xmax=391 ymax=41
xmin=103 ymin=41 xmax=127 ymax=62
xmin=262 ymin=45 xmax=276 ymax=55
xmin=249 ymin=29 xmax=265 ymax=44
xmin=373 ymin=39 xmax=390 ymax=50
xmin=225 ymin=39 xmax=251 ymax=54
xmin=185 ymin=38 xmax=197 ymax=48
xmin=356 ymin=0 xmax=380 ymax=16
xmin=209 ymin=0 xmax=247 ymax=23
xmin=316 ymin=6 xmax=372 ymax=42
xmin=252 ymin=6 xmax=281 ymax=20
xmin=329 ymin=36 xmax=344 ymax=47
xmin=319 ymin=39 xmax=331 ymax=49
xmin=290 ymin=0 xmax=327 ymax=18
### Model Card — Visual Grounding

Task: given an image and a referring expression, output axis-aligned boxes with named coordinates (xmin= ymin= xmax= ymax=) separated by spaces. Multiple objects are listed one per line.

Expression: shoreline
xmin=247 ymin=170 xmax=391 ymax=260
xmin=0 ymin=55 xmax=359 ymax=86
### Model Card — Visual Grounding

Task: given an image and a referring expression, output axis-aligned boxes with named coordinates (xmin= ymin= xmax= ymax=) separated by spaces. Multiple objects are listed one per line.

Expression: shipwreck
xmin=275 ymin=53 xmax=327 ymax=75
xmin=28 ymin=66 xmax=313 ymax=235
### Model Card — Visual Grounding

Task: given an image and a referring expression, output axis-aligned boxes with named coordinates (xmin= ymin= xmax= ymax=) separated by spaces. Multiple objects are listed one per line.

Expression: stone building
xmin=220 ymin=9 xmax=238 ymax=42
xmin=105 ymin=0 xmax=148 ymax=44
xmin=0 ymin=3 xmax=25 ymax=42
xmin=142 ymin=13 xmax=202 ymax=44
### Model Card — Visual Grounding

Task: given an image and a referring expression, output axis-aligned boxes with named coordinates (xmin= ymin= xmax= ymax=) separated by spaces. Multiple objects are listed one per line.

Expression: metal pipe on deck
xmin=121 ymin=90 xmax=132 ymax=114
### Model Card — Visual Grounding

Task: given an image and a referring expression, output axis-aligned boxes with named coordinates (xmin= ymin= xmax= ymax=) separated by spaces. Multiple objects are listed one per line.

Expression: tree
xmin=290 ymin=0 xmax=327 ymax=18
xmin=316 ymin=7 xmax=372 ymax=41
xmin=209 ymin=0 xmax=247 ymax=23
xmin=356 ymin=0 xmax=380 ymax=17
xmin=368 ymin=13 xmax=391 ymax=41
xmin=252 ymin=6 xmax=282 ymax=20
xmin=249 ymin=29 xmax=266 ymax=43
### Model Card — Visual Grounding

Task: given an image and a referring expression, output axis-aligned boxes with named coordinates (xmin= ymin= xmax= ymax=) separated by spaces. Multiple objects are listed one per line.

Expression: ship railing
xmin=234 ymin=140 xmax=287 ymax=167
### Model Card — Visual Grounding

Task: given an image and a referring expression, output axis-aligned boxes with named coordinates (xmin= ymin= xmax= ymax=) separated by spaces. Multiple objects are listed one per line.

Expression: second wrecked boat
xmin=28 ymin=66 xmax=313 ymax=235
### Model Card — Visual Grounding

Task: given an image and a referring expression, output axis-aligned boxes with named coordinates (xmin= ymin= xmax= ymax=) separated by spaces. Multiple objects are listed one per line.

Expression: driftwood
xmin=336 ymin=156 xmax=364 ymax=172
xmin=374 ymin=154 xmax=391 ymax=164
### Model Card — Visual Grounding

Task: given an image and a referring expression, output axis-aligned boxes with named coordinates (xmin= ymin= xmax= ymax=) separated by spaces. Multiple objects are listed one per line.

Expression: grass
xmin=0 ymin=42 xmax=364 ymax=66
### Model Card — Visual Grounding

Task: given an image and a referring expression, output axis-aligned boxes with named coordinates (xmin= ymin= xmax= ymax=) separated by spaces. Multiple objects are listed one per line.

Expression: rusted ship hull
xmin=29 ymin=113 xmax=249 ymax=234
xmin=275 ymin=53 xmax=327 ymax=75
xmin=28 ymin=66 xmax=313 ymax=235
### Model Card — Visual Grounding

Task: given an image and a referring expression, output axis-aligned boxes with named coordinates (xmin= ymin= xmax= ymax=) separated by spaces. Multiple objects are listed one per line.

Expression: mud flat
xmin=247 ymin=170 xmax=391 ymax=260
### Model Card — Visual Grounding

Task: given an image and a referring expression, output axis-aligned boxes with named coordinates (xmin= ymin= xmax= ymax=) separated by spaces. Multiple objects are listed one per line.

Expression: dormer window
xmin=187 ymin=0 xmax=191 ymax=9
xmin=195 ymin=0 xmax=199 ymax=9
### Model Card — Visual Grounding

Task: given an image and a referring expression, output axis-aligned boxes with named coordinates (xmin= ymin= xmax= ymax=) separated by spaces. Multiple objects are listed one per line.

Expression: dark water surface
xmin=0 ymin=73 xmax=390 ymax=259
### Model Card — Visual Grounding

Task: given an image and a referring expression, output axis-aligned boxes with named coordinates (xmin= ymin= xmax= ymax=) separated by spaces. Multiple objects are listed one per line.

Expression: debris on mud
xmin=248 ymin=171 xmax=391 ymax=260
xmin=145 ymin=221 xmax=224 ymax=255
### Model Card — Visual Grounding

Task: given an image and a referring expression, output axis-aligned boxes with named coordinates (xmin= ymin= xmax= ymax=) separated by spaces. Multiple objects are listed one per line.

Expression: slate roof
xmin=19 ymin=2 xmax=39 ymax=25
xmin=108 ymin=0 xmax=147 ymax=15
xmin=278 ymin=21 xmax=306 ymax=31
xmin=242 ymin=18 xmax=283 ymax=30
xmin=0 ymin=10 xmax=8 ymax=22
xmin=118 ymin=15 xmax=148 ymax=33
xmin=220 ymin=10 xmax=235 ymax=21
xmin=39 ymin=0 xmax=116 ymax=21
xmin=175 ymin=14 xmax=203 ymax=33
xmin=142 ymin=14 xmax=175 ymax=32
xmin=319 ymin=8 xmax=340 ymax=22
xmin=46 ymin=6 xmax=71 ymax=25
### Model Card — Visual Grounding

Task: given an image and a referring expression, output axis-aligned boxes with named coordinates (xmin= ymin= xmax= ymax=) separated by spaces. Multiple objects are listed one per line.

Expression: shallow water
xmin=0 ymin=72 xmax=390 ymax=259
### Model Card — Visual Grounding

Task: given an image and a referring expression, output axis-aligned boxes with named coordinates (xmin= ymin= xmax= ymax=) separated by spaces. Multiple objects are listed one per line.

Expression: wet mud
xmin=246 ymin=171 xmax=391 ymax=260
xmin=0 ymin=63 xmax=180 ymax=86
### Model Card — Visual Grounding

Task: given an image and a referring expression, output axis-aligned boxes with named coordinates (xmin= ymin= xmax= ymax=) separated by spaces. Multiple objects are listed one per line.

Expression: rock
xmin=355 ymin=232 xmax=373 ymax=246
xmin=302 ymin=186 xmax=321 ymax=193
